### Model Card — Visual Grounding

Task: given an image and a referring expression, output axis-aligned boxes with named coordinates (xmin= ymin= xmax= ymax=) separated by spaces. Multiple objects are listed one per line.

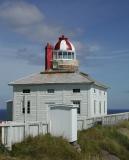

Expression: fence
xmin=1 ymin=112 xmax=129 ymax=150
xmin=77 ymin=112 xmax=129 ymax=130
xmin=0 ymin=121 xmax=48 ymax=150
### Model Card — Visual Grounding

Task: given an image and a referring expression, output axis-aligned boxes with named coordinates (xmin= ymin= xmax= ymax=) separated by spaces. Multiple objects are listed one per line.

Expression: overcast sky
xmin=0 ymin=0 xmax=129 ymax=109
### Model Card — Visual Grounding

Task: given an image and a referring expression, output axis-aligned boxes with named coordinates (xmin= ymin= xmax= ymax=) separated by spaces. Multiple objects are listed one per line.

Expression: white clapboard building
xmin=7 ymin=35 xmax=108 ymax=129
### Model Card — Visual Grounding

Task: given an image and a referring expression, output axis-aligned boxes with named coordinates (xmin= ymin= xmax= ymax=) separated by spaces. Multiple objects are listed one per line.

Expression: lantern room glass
xmin=53 ymin=51 xmax=75 ymax=60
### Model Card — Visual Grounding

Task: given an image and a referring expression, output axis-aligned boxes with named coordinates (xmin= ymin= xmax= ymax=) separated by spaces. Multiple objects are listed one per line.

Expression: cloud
xmin=0 ymin=1 xmax=44 ymax=27
xmin=0 ymin=1 xmax=76 ymax=42
xmin=111 ymin=49 xmax=129 ymax=54
xmin=0 ymin=45 xmax=43 ymax=66
xmin=73 ymin=41 xmax=100 ymax=56
xmin=1 ymin=1 xmax=128 ymax=67
xmin=75 ymin=44 xmax=129 ymax=61
xmin=85 ymin=52 xmax=129 ymax=60
xmin=0 ymin=1 xmax=81 ymax=65
xmin=15 ymin=48 xmax=43 ymax=65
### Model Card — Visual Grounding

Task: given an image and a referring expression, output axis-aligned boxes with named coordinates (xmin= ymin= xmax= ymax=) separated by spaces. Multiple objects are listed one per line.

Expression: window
xmin=27 ymin=101 xmax=30 ymax=114
xmin=99 ymin=101 xmax=101 ymax=114
xmin=58 ymin=52 xmax=62 ymax=59
xmin=73 ymin=89 xmax=80 ymax=93
xmin=22 ymin=100 xmax=30 ymax=114
xmin=72 ymin=52 xmax=74 ymax=59
xmin=63 ymin=52 xmax=67 ymax=59
xmin=104 ymin=91 xmax=106 ymax=95
xmin=94 ymin=100 xmax=96 ymax=114
xmin=73 ymin=101 xmax=80 ymax=114
xmin=68 ymin=52 xmax=72 ymax=59
xmin=99 ymin=90 xmax=101 ymax=95
xmin=53 ymin=52 xmax=57 ymax=59
xmin=23 ymin=89 xmax=30 ymax=93
xmin=47 ymin=89 xmax=54 ymax=93
xmin=21 ymin=100 xmax=25 ymax=114
xmin=94 ymin=89 xmax=96 ymax=93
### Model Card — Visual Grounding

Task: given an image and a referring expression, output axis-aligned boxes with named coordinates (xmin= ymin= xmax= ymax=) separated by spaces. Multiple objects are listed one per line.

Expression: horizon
xmin=0 ymin=0 xmax=129 ymax=110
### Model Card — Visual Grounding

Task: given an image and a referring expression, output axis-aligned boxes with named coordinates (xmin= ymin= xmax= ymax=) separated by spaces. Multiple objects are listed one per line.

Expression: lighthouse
xmin=8 ymin=35 xmax=108 ymax=128
xmin=45 ymin=35 xmax=79 ymax=72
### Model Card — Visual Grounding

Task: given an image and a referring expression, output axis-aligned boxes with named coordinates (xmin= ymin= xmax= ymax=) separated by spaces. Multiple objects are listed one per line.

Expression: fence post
xmin=48 ymin=120 xmax=51 ymax=133
xmin=24 ymin=123 xmax=29 ymax=138
xmin=38 ymin=122 xmax=42 ymax=134
xmin=1 ymin=125 xmax=5 ymax=145
xmin=83 ymin=119 xmax=87 ymax=129
xmin=8 ymin=125 xmax=13 ymax=150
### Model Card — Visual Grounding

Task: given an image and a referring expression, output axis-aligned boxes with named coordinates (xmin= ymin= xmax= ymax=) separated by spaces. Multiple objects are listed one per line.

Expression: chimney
xmin=45 ymin=43 xmax=53 ymax=71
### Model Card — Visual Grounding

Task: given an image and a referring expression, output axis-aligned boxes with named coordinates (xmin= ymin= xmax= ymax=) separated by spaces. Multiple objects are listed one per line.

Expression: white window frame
xmin=72 ymin=100 xmax=81 ymax=114
xmin=53 ymin=50 xmax=75 ymax=60
xmin=47 ymin=89 xmax=55 ymax=94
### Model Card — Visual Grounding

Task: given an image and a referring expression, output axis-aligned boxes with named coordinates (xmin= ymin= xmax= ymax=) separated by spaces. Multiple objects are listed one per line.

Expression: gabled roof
xmin=9 ymin=71 xmax=108 ymax=89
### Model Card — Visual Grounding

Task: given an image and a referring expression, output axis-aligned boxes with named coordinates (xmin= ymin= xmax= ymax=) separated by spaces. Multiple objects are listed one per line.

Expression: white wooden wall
xmin=12 ymin=83 xmax=107 ymax=127
xmin=50 ymin=105 xmax=77 ymax=142
xmin=13 ymin=84 xmax=90 ymax=122
xmin=88 ymin=85 xmax=107 ymax=118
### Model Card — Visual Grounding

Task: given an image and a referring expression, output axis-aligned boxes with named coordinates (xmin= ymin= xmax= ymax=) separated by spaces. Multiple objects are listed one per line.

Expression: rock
xmin=70 ymin=141 xmax=81 ymax=153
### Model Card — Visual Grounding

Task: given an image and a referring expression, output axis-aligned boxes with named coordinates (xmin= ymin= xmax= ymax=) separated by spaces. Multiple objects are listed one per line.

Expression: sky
xmin=0 ymin=0 xmax=129 ymax=109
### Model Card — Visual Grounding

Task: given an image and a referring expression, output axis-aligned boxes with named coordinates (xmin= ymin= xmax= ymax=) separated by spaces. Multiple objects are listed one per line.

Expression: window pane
xmin=27 ymin=101 xmax=30 ymax=114
xmin=73 ymin=101 xmax=80 ymax=114
xmin=47 ymin=89 xmax=54 ymax=93
xmin=72 ymin=52 xmax=74 ymax=59
xmin=63 ymin=52 xmax=67 ymax=59
xmin=22 ymin=107 xmax=25 ymax=114
xmin=23 ymin=89 xmax=30 ymax=93
xmin=68 ymin=52 xmax=72 ymax=59
xmin=53 ymin=52 xmax=57 ymax=59
xmin=21 ymin=100 xmax=25 ymax=114
xmin=73 ymin=89 xmax=80 ymax=93
xmin=58 ymin=52 xmax=62 ymax=59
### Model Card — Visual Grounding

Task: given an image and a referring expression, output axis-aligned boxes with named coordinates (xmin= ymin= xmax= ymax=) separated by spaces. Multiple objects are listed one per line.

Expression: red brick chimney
xmin=45 ymin=43 xmax=53 ymax=71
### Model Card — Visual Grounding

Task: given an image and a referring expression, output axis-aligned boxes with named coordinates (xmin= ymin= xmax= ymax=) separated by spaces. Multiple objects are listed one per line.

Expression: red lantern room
xmin=45 ymin=35 xmax=78 ymax=72
xmin=53 ymin=35 xmax=76 ymax=60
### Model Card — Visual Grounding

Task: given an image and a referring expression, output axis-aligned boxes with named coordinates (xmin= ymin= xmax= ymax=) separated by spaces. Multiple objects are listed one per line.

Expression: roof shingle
xmin=9 ymin=71 xmax=108 ymax=89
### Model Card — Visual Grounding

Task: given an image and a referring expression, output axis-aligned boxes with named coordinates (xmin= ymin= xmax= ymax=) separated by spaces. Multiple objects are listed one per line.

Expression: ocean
xmin=0 ymin=109 xmax=7 ymax=121
xmin=0 ymin=109 xmax=129 ymax=121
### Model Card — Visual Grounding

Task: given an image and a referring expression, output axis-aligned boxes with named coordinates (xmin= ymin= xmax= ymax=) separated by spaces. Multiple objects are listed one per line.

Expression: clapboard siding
xmin=13 ymin=83 xmax=107 ymax=122
xmin=89 ymin=84 xmax=107 ymax=118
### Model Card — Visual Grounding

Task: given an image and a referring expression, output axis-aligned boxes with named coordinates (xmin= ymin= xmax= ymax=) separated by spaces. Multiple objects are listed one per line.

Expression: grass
xmin=1 ymin=121 xmax=129 ymax=159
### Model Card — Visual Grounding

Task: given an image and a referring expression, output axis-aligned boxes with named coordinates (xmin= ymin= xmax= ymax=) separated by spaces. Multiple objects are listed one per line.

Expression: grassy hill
xmin=1 ymin=121 xmax=129 ymax=160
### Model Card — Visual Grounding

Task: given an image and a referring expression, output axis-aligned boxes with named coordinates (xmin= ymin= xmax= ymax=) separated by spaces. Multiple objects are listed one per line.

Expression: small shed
xmin=49 ymin=104 xmax=77 ymax=142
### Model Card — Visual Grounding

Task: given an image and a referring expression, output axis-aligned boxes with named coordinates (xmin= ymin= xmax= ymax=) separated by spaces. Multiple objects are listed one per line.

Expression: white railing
xmin=1 ymin=112 xmax=129 ymax=150
xmin=77 ymin=112 xmax=129 ymax=130
xmin=0 ymin=121 xmax=48 ymax=150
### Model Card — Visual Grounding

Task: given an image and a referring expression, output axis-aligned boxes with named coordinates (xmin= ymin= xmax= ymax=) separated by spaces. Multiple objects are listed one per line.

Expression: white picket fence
xmin=77 ymin=112 xmax=129 ymax=130
xmin=0 ymin=121 xmax=48 ymax=150
xmin=1 ymin=112 xmax=129 ymax=150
